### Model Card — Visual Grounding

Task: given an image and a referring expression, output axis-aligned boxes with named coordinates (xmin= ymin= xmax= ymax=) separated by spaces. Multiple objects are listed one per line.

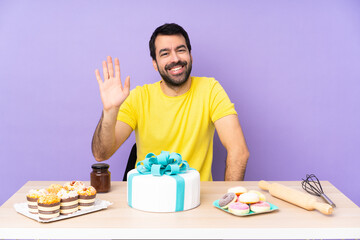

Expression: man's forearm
xmin=224 ymin=150 xmax=249 ymax=181
xmin=91 ymin=109 xmax=119 ymax=161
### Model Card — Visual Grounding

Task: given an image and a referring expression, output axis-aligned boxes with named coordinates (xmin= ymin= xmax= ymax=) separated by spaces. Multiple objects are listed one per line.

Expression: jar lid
xmin=92 ymin=163 xmax=110 ymax=170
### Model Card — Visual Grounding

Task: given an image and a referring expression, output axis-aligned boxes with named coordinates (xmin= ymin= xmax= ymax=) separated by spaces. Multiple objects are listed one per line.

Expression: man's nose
xmin=170 ymin=51 xmax=179 ymax=62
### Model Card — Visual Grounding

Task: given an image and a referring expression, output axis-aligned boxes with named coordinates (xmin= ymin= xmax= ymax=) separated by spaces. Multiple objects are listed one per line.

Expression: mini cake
xmin=26 ymin=189 xmax=48 ymax=214
xmin=37 ymin=194 xmax=60 ymax=220
xmin=64 ymin=181 xmax=85 ymax=191
xmin=77 ymin=186 xmax=97 ymax=209
xmin=47 ymin=184 xmax=63 ymax=194
xmin=57 ymin=188 xmax=79 ymax=215
xmin=127 ymin=168 xmax=200 ymax=212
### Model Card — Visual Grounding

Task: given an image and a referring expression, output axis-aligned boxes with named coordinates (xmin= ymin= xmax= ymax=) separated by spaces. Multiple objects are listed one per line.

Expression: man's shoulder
xmin=192 ymin=76 xmax=223 ymax=92
xmin=130 ymin=81 xmax=160 ymax=95
xmin=191 ymin=76 xmax=218 ymax=87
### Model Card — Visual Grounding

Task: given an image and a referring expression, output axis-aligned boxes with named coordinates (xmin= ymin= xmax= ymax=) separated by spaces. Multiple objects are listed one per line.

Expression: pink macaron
xmin=228 ymin=202 xmax=250 ymax=215
xmin=250 ymin=201 xmax=271 ymax=213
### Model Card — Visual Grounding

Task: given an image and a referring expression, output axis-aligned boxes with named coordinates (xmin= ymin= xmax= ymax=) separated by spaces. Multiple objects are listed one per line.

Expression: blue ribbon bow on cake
xmin=136 ymin=151 xmax=190 ymax=176
xmin=128 ymin=151 xmax=193 ymax=212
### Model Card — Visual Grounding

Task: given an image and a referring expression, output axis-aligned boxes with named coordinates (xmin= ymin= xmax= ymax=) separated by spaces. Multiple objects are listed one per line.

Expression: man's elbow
xmin=92 ymin=151 xmax=111 ymax=162
xmin=232 ymin=146 xmax=249 ymax=161
xmin=242 ymin=148 xmax=250 ymax=160
xmin=94 ymin=156 xmax=107 ymax=162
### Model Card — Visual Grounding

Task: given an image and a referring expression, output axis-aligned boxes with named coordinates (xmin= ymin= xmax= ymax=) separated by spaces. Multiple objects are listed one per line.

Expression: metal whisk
xmin=301 ymin=174 xmax=336 ymax=208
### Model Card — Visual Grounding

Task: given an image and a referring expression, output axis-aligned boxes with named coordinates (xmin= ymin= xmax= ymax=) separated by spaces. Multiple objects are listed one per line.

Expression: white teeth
xmin=171 ymin=66 xmax=182 ymax=71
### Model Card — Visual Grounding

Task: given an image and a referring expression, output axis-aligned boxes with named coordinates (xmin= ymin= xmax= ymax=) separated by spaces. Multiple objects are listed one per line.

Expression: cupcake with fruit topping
xmin=26 ymin=189 xmax=48 ymax=214
xmin=78 ymin=186 xmax=97 ymax=209
xmin=57 ymin=188 xmax=79 ymax=215
xmin=47 ymin=184 xmax=64 ymax=194
xmin=37 ymin=194 xmax=61 ymax=220
xmin=64 ymin=181 xmax=86 ymax=191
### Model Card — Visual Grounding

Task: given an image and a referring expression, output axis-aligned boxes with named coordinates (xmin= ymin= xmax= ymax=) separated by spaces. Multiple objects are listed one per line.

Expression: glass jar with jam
xmin=91 ymin=163 xmax=111 ymax=193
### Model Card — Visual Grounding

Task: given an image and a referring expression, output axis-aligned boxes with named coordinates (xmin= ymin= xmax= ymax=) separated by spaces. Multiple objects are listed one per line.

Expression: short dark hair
xmin=149 ymin=23 xmax=192 ymax=61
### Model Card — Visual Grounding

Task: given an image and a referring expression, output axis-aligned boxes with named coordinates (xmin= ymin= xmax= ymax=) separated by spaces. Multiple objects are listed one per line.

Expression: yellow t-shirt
xmin=117 ymin=76 xmax=237 ymax=181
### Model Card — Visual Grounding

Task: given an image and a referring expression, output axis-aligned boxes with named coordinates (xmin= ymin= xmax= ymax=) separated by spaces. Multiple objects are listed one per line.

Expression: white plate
xmin=14 ymin=198 xmax=112 ymax=223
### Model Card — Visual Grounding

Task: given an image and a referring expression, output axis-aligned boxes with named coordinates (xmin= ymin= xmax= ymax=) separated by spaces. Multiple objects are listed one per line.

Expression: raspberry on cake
xmin=57 ymin=188 xmax=79 ymax=215
xmin=37 ymin=194 xmax=61 ymax=220
xmin=77 ymin=186 xmax=97 ymax=209
xmin=26 ymin=189 xmax=48 ymax=214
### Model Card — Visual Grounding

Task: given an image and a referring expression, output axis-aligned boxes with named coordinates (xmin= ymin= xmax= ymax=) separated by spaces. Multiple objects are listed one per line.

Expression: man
xmin=92 ymin=23 xmax=249 ymax=181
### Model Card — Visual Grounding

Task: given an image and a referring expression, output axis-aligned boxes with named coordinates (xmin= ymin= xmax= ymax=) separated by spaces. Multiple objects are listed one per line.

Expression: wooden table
xmin=0 ymin=181 xmax=359 ymax=239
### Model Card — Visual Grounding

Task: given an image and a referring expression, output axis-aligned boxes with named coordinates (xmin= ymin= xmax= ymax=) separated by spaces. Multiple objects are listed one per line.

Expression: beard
xmin=156 ymin=59 xmax=192 ymax=87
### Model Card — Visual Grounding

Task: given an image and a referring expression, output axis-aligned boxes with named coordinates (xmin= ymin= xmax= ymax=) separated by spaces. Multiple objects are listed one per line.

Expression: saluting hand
xmin=95 ymin=56 xmax=130 ymax=111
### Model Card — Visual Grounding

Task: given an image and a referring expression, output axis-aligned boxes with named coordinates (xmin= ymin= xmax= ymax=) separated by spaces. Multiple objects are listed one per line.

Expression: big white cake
xmin=127 ymin=168 xmax=200 ymax=212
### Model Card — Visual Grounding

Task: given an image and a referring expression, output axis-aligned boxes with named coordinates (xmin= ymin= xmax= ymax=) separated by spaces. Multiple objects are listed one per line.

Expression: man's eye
xmin=160 ymin=53 xmax=168 ymax=57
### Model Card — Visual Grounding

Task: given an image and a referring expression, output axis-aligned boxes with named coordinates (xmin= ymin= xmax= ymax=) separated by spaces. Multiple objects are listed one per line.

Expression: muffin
xmin=26 ymin=189 xmax=48 ymax=214
xmin=57 ymin=188 xmax=79 ymax=215
xmin=37 ymin=194 xmax=61 ymax=220
xmin=64 ymin=181 xmax=85 ymax=191
xmin=78 ymin=186 xmax=97 ymax=209
xmin=47 ymin=184 xmax=64 ymax=194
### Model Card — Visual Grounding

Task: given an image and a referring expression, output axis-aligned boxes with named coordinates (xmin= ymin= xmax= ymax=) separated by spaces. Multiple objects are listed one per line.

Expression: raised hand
xmin=95 ymin=56 xmax=130 ymax=111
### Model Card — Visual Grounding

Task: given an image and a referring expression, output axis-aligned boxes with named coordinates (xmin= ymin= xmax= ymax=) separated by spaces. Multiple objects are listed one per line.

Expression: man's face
xmin=153 ymin=34 xmax=192 ymax=87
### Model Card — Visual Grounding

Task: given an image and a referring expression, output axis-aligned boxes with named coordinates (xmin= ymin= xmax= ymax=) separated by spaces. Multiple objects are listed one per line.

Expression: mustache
xmin=165 ymin=61 xmax=187 ymax=70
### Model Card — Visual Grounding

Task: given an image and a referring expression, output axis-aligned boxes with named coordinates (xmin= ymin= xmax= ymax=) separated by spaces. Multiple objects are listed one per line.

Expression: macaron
xmin=218 ymin=192 xmax=237 ymax=209
xmin=228 ymin=202 xmax=250 ymax=215
xmin=248 ymin=190 xmax=266 ymax=201
xmin=227 ymin=186 xmax=247 ymax=196
xmin=238 ymin=192 xmax=260 ymax=204
xmin=250 ymin=201 xmax=271 ymax=213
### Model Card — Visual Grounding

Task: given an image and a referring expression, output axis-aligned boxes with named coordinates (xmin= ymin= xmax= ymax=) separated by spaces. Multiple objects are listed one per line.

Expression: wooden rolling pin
xmin=258 ymin=180 xmax=333 ymax=215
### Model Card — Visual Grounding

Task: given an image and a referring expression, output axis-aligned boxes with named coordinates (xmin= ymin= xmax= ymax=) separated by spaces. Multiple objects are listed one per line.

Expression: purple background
xmin=1 ymin=0 xmax=359 ymax=207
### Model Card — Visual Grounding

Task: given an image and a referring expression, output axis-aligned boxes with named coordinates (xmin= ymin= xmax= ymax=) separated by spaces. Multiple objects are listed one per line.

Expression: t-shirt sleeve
xmin=209 ymin=80 xmax=237 ymax=123
xmin=117 ymin=89 xmax=138 ymax=130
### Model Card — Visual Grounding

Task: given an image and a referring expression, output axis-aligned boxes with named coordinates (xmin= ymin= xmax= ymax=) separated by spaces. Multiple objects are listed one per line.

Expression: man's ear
xmin=152 ymin=60 xmax=158 ymax=71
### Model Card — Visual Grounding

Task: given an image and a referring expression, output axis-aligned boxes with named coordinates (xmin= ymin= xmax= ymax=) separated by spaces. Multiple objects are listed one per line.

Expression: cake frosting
xmin=126 ymin=151 xmax=200 ymax=213
xmin=47 ymin=184 xmax=63 ymax=194
xmin=64 ymin=181 xmax=86 ymax=191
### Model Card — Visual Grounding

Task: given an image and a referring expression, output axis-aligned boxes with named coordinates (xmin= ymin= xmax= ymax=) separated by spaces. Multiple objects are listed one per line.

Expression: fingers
xmin=123 ymin=76 xmax=130 ymax=96
xmin=102 ymin=61 xmax=109 ymax=80
xmin=95 ymin=69 xmax=102 ymax=86
xmin=107 ymin=56 xmax=114 ymax=77
xmin=99 ymin=57 xmax=125 ymax=87
xmin=114 ymin=58 xmax=120 ymax=80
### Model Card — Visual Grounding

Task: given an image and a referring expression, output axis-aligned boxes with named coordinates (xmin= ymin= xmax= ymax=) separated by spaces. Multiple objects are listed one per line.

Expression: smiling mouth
xmin=167 ymin=65 xmax=184 ymax=76
xmin=166 ymin=61 xmax=187 ymax=75
xmin=171 ymin=66 xmax=182 ymax=71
